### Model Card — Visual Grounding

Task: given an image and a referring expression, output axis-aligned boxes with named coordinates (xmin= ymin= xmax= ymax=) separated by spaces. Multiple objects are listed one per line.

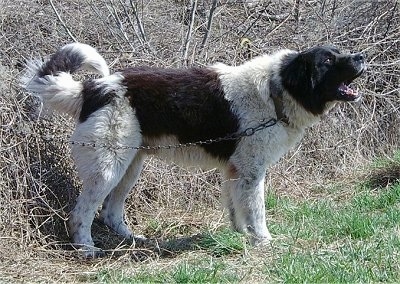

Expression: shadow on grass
xmin=90 ymin=218 xmax=206 ymax=261
xmin=86 ymin=220 xmax=244 ymax=261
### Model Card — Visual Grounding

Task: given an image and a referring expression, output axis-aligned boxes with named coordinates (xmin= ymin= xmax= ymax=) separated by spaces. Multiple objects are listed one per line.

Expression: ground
xmin=0 ymin=0 xmax=399 ymax=282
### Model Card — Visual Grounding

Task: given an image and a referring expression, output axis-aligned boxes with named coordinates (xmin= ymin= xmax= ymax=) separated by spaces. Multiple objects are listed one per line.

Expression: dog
xmin=21 ymin=43 xmax=366 ymax=257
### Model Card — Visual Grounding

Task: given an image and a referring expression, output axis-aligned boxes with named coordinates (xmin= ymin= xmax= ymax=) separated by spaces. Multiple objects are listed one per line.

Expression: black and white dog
xmin=22 ymin=43 xmax=365 ymax=257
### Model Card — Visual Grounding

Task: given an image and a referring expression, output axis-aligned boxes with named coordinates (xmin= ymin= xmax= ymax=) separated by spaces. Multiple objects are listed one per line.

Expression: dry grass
xmin=1 ymin=0 xmax=399 ymax=282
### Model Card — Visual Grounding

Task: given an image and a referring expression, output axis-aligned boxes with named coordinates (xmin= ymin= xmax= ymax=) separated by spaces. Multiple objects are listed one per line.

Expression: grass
xmin=2 ymin=0 xmax=399 ymax=282
xmin=198 ymin=228 xmax=246 ymax=257
xmin=96 ymin=260 xmax=239 ymax=283
xmin=86 ymin=154 xmax=400 ymax=283
xmin=267 ymin=234 xmax=400 ymax=283
xmin=266 ymin=190 xmax=400 ymax=282
xmin=263 ymin=152 xmax=400 ymax=282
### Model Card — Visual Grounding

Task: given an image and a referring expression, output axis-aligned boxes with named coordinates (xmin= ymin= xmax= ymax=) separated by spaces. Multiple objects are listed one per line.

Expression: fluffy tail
xmin=21 ymin=43 xmax=109 ymax=119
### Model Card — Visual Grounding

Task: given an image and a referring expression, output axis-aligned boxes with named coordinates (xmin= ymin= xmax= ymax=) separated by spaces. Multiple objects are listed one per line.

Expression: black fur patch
xmin=122 ymin=67 xmax=239 ymax=160
xmin=38 ymin=47 xmax=86 ymax=77
xmin=79 ymin=80 xmax=116 ymax=122
xmin=280 ymin=46 xmax=365 ymax=115
xmin=279 ymin=52 xmax=325 ymax=114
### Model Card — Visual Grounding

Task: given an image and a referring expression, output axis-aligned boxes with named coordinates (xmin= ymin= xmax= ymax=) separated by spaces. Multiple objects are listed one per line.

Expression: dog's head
xmin=280 ymin=46 xmax=366 ymax=115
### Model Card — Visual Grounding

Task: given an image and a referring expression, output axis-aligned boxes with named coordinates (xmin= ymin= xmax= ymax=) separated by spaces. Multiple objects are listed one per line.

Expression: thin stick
xmin=130 ymin=0 xmax=148 ymax=43
xmin=49 ymin=0 xmax=77 ymax=42
xmin=199 ymin=0 xmax=218 ymax=55
xmin=182 ymin=0 xmax=198 ymax=66
xmin=108 ymin=0 xmax=135 ymax=51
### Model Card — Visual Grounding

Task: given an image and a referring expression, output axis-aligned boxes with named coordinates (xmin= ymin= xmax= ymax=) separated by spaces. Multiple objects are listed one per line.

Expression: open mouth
xmin=338 ymin=81 xmax=360 ymax=101
xmin=337 ymin=69 xmax=364 ymax=101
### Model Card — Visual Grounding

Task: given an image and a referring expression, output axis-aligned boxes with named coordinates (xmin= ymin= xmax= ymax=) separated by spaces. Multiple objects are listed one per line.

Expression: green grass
xmin=94 ymin=153 xmax=400 ymax=283
xmin=96 ymin=260 xmax=238 ymax=283
xmin=267 ymin=234 xmax=400 ymax=283
xmin=172 ymin=261 xmax=238 ymax=283
xmin=266 ymin=229 xmax=400 ymax=283
xmin=198 ymin=228 xmax=245 ymax=257
xmin=264 ymin=153 xmax=400 ymax=283
xmin=269 ymin=182 xmax=400 ymax=242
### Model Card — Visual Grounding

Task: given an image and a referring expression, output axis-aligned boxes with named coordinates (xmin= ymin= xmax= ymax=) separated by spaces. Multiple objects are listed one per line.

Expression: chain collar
xmin=3 ymin=118 xmax=278 ymax=150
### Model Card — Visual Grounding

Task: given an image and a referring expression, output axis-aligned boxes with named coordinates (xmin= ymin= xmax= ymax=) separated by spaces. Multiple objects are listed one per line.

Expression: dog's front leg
xmin=222 ymin=170 xmax=272 ymax=245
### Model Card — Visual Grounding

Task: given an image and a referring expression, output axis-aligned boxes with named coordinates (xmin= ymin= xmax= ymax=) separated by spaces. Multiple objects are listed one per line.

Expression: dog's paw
xmin=250 ymin=232 xmax=272 ymax=246
xmin=133 ymin=234 xmax=148 ymax=247
xmin=251 ymin=236 xmax=272 ymax=246
xmin=114 ymin=224 xmax=134 ymax=241
xmin=99 ymin=215 xmax=134 ymax=240
xmin=73 ymin=244 xmax=106 ymax=259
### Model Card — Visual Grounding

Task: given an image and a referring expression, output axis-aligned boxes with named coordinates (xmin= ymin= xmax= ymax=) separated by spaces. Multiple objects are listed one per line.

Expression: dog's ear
xmin=280 ymin=53 xmax=324 ymax=115
xmin=280 ymin=53 xmax=313 ymax=94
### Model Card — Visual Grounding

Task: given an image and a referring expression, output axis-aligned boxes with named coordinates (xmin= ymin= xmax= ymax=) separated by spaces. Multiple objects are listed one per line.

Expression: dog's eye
xmin=324 ymin=57 xmax=334 ymax=65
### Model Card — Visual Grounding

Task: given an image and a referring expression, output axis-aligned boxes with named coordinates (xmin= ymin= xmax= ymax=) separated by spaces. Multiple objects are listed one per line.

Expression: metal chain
xmin=2 ymin=118 xmax=278 ymax=150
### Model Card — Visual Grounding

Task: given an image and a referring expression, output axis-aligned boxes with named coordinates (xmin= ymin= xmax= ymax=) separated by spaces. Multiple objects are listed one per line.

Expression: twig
xmin=182 ymin=0 xmax=198 ymax=66
xmin=127 ymin=0 xmax=155 ymax=54
xmin=241 ymin=5 xmax=270 ymax=38
xmin=130 ymin=0 xmax=148 ymax=44
xmin=294 ymin=0 xmax=300 ymax=25
xmin=199 ymin=0 xmax=218 ymax=55
xmin=107 ymin=0 xmax=135 ymax=52
xmin=89 ymin=0 xmax=126 ymax=50
xmin=49 ymin=0 xmax=77 ymax=42
xmin=383 ymin=1 xmax=398 ymax=38
xmin=118 ymin=0 xmax=144 ymax=48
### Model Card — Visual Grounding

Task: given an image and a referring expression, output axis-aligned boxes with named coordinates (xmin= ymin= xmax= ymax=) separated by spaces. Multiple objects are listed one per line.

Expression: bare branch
xmin=89 ymin=0 xmax=126 ymax=50
xmin=107 ymin=0 xmax=135 ymax=52
xmin=182 ymin=0 xmax=198 ymax=65
xmin=49 ymin=0 xmax=77 ymax=42
xmin=129 ymin=0 xmax=148 ymax=44
xmin=199 ymin=0 xmax=218 ymax=55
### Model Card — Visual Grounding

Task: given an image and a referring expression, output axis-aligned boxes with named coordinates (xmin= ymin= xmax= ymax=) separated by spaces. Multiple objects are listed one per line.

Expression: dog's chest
xmin=252 ymin=122 xmax=305 ymax=168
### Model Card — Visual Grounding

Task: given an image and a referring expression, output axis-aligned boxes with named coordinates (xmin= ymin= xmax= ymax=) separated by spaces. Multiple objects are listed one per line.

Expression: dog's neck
xmin=269 ymin=79 xmax=324 ymax=129
xmin=269 ymin=80 xmax=290 ymax=125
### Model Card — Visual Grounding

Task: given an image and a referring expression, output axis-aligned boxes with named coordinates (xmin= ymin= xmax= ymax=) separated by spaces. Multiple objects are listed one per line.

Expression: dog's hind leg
xmin=68 ymin=102 xmax=141 ymax=257
xmin=68 ymin=164 xmax=129 ymax=257
xmin=99 ymin=153 xmax=145 ymax=241
xmin=68 ymin=144 xmax=138 ymax=258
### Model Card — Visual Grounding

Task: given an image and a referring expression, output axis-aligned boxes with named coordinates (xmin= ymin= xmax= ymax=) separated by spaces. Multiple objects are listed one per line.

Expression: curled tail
xmin=21 ymin=43 xmax=109 ymax=119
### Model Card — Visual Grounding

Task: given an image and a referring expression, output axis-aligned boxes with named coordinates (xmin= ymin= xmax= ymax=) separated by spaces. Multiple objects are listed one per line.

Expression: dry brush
xmin=0 ymin=0 xmax=399 ymax=264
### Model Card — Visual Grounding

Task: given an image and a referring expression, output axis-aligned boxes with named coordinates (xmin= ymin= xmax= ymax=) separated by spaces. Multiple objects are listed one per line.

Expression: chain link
xmin=2 ymin=118 xmax=278 ymax=150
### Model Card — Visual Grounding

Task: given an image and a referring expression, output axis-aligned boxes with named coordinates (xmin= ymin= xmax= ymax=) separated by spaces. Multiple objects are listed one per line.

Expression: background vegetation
xmin=0 ymin=0 xmax=399 ymax=282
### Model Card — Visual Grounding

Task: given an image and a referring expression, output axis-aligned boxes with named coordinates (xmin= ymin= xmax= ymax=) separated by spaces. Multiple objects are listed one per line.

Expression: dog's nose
xmin=353 ymin=53 xmax=365 ymax=62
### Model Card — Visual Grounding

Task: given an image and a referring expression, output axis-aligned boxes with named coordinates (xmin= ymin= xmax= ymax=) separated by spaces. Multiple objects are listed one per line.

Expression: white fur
xmin=23 ymin=44 xmax=335 ymax=258
xmin=30 ymin=72 xmax=83 ymax=119
xmin=68 ymin=97 xmax=141 ymax=254
xmin=21 ymin=43 xmax=110 ymax=119
xmin=61 ymin=43 xmax=110 ymax=76
xmin=142 ymin=135 xmax=225 ymax=169
xmin=95 ymin=73 xmax=125 ymax=95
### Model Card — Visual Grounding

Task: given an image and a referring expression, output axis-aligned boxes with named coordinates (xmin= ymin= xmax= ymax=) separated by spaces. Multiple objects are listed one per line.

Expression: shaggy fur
xmin=21 ymin=43 xmax=366 ymax=257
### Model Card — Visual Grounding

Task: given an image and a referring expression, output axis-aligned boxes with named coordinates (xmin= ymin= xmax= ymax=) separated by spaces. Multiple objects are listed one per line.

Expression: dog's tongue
xmin=339 ymin=83 xmax=358 ymax=97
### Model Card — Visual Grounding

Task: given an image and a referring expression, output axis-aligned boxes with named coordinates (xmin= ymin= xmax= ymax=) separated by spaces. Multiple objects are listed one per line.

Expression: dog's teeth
xmin=339 ymin=83 xmax=359 ymax=97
